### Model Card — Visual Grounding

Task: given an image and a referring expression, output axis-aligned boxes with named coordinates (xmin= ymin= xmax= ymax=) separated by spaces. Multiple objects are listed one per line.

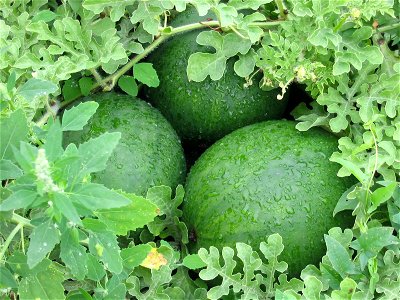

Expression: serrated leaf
xmin=325 ymin=235 xmax=356 ymax=278
xmin=87 ymin=228 xmax=123 ymax=274
xmin=62 ymin=101 xmax=99 ymax=131
xmin=118 ymin=75 xmax=138 ymax=96
xmin=70 ymin=183 xmax=130 ymax=210
xmin=0 ymin=159 xmax=23 ymax=180
xmin=53 ymin=192 xmax=82 ymax=225
xmin=86 ymin=253 xmax=106 ymax=281
xmin=133 ymin=63 xmax=159 ymax=87
xmin=27 ymin=219 xmax=60 ymax=268
xmin=77 ymin=132 xmax=121 ymax=176
xmin=95 ymin=192 xmax=158 ymax=235
xmin=19 ymin=265 xmax=65 ymax=300
xmin=121 ymin=244 xmax=152 ymax=269
xmin=0 ymin=189 xmax=38 ymax=211
xmin=60 ymin=228 xmax=88 ymax=280
xmin=0 ymin=109 xmax=29 ymax=160
xmin=18 ymin=78 xmax=58 ymax=101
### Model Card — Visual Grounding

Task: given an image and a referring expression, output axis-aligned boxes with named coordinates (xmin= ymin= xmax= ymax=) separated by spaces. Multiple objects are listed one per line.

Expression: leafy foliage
xmin=0 ymin=0 xmax=399 ymax=299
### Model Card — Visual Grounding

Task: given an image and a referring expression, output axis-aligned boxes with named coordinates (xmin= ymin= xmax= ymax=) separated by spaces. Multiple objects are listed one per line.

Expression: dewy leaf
xmin=60 ymin=228 xmax=88 ymax=280
xmin=18 ymin=78 xmax=58 ymax=101
xmin=0 ymin=159 xmax=23 ymax=180
xmin=61 ymin=101 xmax=99 ymax=131
xmin=118 ymin=75 xmax=139 ymax=96
xmin=133 ymin=63 xmax=159 ymax=87
xmin=95 ymin=192 xmax=158 ymax=235
xmin=0 ymin=109 xmax=28 ymax=160
xmin=27 ymin=218 xmax=61 ymax=268
xmin=324 ymin=235 xmax=356 ymax=277
xmin=18 ymin=264 xmax=65 ymax=300
xmin=70 ymin=183 xmax=131 ymax=210
xmin=187 ymin=31 xmax=252 ymax=82
xmin=87 ymin=227 xmax=123 ymax=274
xmin=77 ymin=132 xmax=121 ymax=176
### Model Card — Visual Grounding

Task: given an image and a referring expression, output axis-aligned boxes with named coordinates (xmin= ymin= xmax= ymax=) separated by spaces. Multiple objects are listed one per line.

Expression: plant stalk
xmin=36 ymin=19 xmax=283 ymax=124
xmin=0 ymin=223 xmax=23 ymax=263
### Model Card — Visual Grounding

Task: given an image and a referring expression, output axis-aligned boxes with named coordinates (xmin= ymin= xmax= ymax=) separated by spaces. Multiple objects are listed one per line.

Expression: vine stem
xmin=377 ymin=22 xmax=400 ymax=32
xmin=274 ymin=0 xmax=287 ymax=20
xmin=0 ymin=223 xmax=23 ymax=263
xmin=36 ymin=19 xmax=282 ymax=124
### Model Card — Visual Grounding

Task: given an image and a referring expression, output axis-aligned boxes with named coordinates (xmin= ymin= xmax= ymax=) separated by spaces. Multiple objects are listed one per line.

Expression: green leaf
xmin=187 ymin=31 xmax=252 ymax=82
xmin=7 ymin=70 xmax=16 ymax=92
xmin=31 ymin=10 xmax=58 ymax=23
xmin=103 ymin=275 xmax=127 ymax=300
xmin=118 ymin=75 xmax=138 ymax=96
xmin=86 ymin=253 xmax=106 ymax=281
xmin=78 ymin=77 xmax=93 ymax=96
xmin=27 ymin=218 xmax=61 ymax=268
xmin=215 ymin=3 xmax=238 ymax=27
xmin=0 ymin=159 xmax=23 ymax=180
xmin=130 ymin=2 xmax=163 ymax=35
xmin=53 ymin=192 xmax=82 ymax=225
xmin=61 ymin=101 xmax=99 ymax=131
xmin=18 ymin=78 xmax=58 ymax=101
xmin=0 ymin=189 xmax=38 ymax=211
xmin=333 ymin=184 xmax=358 ymax=216
xmin=302 ymin=276 xmax=323 ymax=300
xmin=370 ymin=182 xmax=397 ymax=209
xmin=95 ymin=192 xmax=158 ymax=235
xmin=62 ymin=78 xmax=81 ymax=102
xmin=44 ymin=119 xmax=63 ymax=161
xmin=351 ymin=227 xmax=398 ymax=270
xmin=228 ymin=0 xmax=273 ymax=10
xmin=6 ymin=252 xmax=51 ymax=277
xmin=146 ymin=185 xmax=188 ymax=242
xmin=183 ymin=254 xmax=207 ymax=270
xmin=0 ymin=266 xmax=18 ymax=289
xmin=77 ymin=132 xmax=121 ymax=176
xmin=70 ymin=183 xmax=130 ymax=210
xmin=324 ymin=235 xmax=356 ymax=277
xmin=0 ymin=109 xmax=28 ymax=160
xmin=234 ymin=50 xmax=256 ymax=77
xmin=60 ymin=228 xmax=88 ymax=280
xmin=121 ymin=244 xmax=152 ymax=269
xmin=19 ymin=264 xmax=65 ymax=300
xmin=87 ymin=228 xmax=123 ymax=274
xmin=133 ymin=63 xmax=159 ymax=87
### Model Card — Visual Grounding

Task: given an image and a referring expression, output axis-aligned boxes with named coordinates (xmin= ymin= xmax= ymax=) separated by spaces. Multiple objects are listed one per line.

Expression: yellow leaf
xmin=140 ymin=247 xmax=167 ymax=270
